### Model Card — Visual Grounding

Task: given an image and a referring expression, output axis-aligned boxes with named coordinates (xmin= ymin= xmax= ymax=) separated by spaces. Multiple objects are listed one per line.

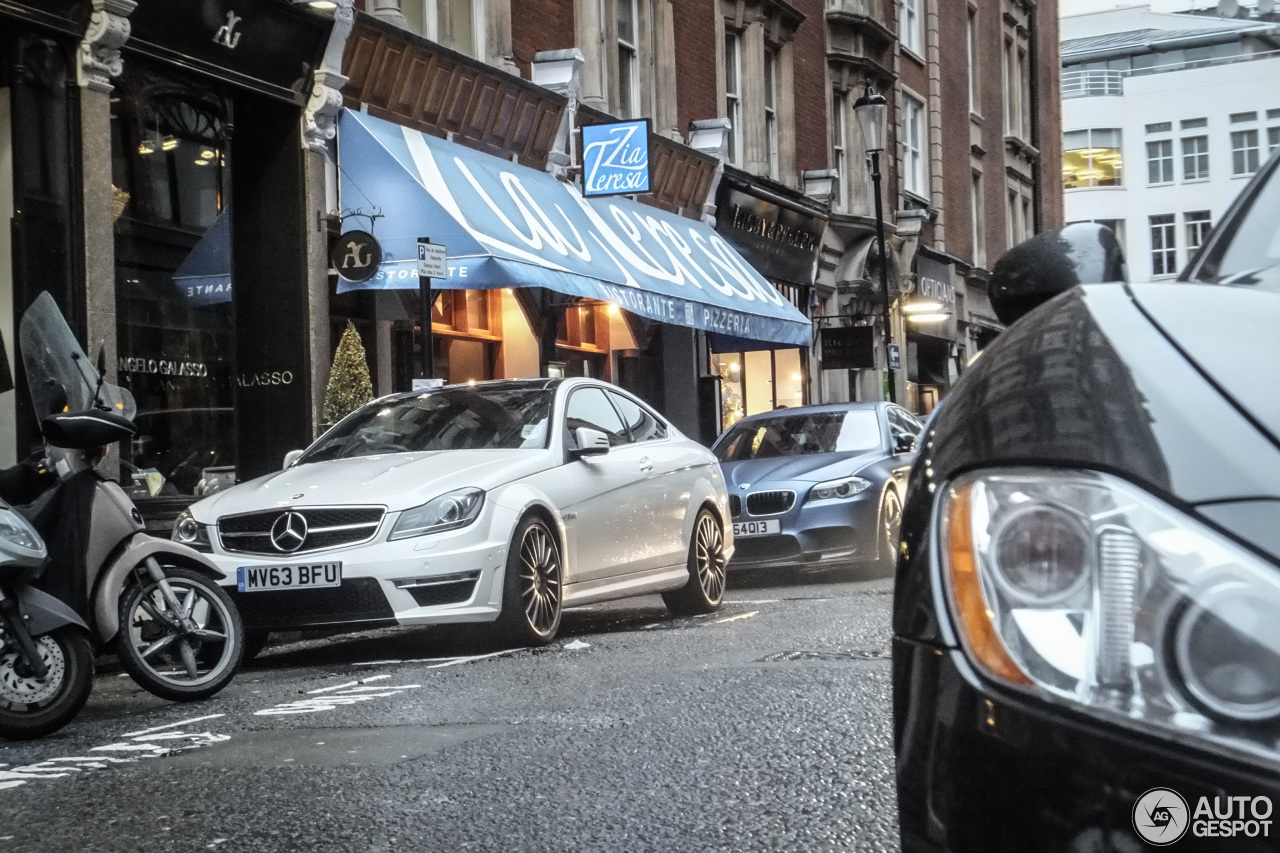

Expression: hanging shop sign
xmin=715 ymin=182 xmax=827 ymax=287
xmin=581 ymin=119 xmax=651 ymax=197
xmin=126 ymin=0 xmax=332 ymax=104
xmin=332 ymin=230 xmax=383 ymax=284
xmin=914 ymin=254 xmax=956 ymax=308
xmin=820 ymin=326 xmax=875 ymax=370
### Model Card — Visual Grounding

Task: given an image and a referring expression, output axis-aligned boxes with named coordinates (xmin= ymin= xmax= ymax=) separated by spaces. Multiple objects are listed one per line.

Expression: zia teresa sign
xmin=581 ymin=120 xmax=651 ymax=198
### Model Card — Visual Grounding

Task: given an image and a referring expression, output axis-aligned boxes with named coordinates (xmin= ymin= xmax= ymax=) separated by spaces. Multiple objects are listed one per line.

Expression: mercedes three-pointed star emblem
xmin=270 ymin=511 xmax=308 ymax=553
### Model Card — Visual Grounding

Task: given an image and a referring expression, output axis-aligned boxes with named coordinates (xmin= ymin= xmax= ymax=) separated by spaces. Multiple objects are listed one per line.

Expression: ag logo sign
xmin=1133 ymin=788 xmax=1190 ymax=846
xmin=332 ymin=230 xmax=383 ymax=283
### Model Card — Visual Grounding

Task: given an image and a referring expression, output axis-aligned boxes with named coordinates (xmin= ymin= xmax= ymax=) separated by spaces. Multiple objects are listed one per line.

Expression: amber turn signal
xmin=944 ymin=482 xmax=1032 ymax=687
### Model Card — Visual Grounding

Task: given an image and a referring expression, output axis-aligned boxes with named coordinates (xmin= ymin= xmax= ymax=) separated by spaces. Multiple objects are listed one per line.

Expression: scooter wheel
xmin=0 ymin=626 xmax=94 ymax=740
xmin=117 ymin=567 xmax=244 ymax=702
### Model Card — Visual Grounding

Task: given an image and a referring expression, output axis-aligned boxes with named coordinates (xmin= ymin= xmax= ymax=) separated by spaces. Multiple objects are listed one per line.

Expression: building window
xmin=832 ymin=92 xmax=848 ymax=212
xmin=1182 ymin=135 xmax=1209 ymax=181
xmin=724 ymin=30 xmax=743 ymax=166
xmin=1268 ymin=126 xmax=1280 ymax=157
xmin=967 ymin=9 xmax=979 ymax=114
xmin=1146 ymin=140 xmax=1173 ymax=185
xmin=970 ymin=170 xmax=985 ymax=266
xmin=616 ymin=0 xmax=639 ymax=119
xmin=1185 ymin=210 xmax=1212 ymax=256
xmin=900 ymin=0 xmax=922 ymax=56
xmin=1063 ymin=128 xmax=1122 ymax=188
xmin=764 ymin=47 xmax=779 ymax=180
xmin=901 ymin=94 xmax=926 ymax=198
xmin=1231 ymin=129 xmax=1259 ymax=176
xmin=1150 ymin=214 xmax=1177 ymax=276
xmin=403 ymin=0 xmax=484 ymax=59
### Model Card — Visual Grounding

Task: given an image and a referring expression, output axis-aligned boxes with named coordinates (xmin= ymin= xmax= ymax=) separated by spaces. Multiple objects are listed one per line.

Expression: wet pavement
xmin=0 ymin=569 xmax=899 ymax=852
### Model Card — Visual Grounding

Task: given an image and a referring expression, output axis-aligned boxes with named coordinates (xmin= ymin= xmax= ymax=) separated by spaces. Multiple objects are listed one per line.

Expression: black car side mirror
xmin=569 ymin=427 xmax=610 ymax=459
xmin=990 ymin=223 xmax=1127 ymax=325
xmin=894 ymin=434 xmax=916 ymax=454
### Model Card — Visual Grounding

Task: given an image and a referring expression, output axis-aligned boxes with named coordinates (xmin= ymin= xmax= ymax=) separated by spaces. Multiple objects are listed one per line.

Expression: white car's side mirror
xmin=283 ymin=449 xmax=304 ymax=469
xmin=570 ymin=427 xmax=610 ymax=459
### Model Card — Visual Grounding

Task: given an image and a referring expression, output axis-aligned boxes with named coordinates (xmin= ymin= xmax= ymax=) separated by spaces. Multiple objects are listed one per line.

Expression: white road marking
xmin=563 ymin=640 xmax=590 ymax=650
xmin=306 ymin=680 xmax=359 ymax=694
xmin=713 ymin=610 xmax=760 ymax=624
xmin=726 ymin=599 xmax=779 ymax=604
xmin=122 ymin=714 xmax=226 ymax=738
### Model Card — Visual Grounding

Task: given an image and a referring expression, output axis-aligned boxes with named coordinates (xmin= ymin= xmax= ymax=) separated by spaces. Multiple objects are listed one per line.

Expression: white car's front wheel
xmin=662 ymin=509 xmax=727 ymax=616
xmin=497 ymin=515 xmax=563 ymax=645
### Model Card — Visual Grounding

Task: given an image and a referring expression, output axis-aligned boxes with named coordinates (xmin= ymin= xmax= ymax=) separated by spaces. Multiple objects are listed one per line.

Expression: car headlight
xmin=941 ymin=468 xmax=1280 ymax=763
xmin=0 ymin=507 xmax=42 ymax=552
xmin=807 ymin=476 xmax=873 ymax=502
xmin=171 ymin=509 xmax=212 ymax=551
xmin=389 ymin=488 xmax=484 ymax=540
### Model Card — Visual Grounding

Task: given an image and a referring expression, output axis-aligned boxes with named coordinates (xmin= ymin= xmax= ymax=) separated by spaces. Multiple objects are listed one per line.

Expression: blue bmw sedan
xmin=712 ymin=402 xmax=922 ymax=573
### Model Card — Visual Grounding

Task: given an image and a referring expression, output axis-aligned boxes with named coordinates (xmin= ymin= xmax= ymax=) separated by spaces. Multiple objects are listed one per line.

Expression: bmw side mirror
xmin=283 ymin=449 xmax=304 ymax=469
xmin=990 ymin=223 xmax=1127 ymax=325
xmin=570 ymin=427 xmax=610 ymax=459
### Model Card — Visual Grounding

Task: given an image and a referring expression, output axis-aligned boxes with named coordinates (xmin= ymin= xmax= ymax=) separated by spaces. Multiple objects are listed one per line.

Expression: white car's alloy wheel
xmin=519 ymin=521 xmax=562 ymax=637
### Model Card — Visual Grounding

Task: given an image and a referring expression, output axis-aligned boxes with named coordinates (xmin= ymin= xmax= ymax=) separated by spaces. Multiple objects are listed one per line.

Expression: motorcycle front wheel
xmin=0 ymin=626 xmax=94 ymax=740
xmin=116 ymin=567 xmax=243 ymax=702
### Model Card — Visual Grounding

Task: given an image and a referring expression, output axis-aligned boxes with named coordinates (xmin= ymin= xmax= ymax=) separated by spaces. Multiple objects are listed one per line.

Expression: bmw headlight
xmin=807 ymin=476 xmax=873 ymax=502
xmin=171 ymin=509 xmax=212 ymax=551
xmin=389 ymin=488 xmax=485 ymax=540
xmin=0 ymin=507 xmax=42 ymax=552
xmin=941 ymin=468 xmax=1280 ymax=763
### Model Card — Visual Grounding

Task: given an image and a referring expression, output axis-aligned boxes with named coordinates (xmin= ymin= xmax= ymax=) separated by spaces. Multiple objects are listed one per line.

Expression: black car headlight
xmin=807 ymin=476 xmax=873 ymax=502
xmin=940 ymin=468 xmax=1280 ymax=761
xmin=389 ymin=488 xmax=485 ymax=540
xmin=171 ymin=508 xmax=212 ymax=552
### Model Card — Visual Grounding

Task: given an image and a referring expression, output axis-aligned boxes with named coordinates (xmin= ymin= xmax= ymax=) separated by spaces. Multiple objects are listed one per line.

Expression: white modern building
xmin=1061 ymin=4 xmax=1280 ymax=279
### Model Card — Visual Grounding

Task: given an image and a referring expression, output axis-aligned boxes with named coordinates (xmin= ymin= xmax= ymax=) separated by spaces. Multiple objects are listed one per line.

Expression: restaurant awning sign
xmin=581 ymin=119 xmax=651 ymax=198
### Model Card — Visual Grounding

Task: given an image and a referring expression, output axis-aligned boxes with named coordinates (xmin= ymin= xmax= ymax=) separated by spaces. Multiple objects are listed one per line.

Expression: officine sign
xmin=581 ymin=119 xmax=651 ymax=198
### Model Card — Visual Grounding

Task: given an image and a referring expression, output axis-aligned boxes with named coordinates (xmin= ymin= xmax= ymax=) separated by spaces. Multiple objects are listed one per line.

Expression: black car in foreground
xmin=893 ymin=154 xmax=1280 ymax=852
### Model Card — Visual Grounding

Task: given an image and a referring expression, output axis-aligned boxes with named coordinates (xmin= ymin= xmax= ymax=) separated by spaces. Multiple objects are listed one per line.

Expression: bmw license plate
xmin=237 ymin=563 xmax=342 ymax=592
xmin=732 ymin=519 xmax=780 ymax=538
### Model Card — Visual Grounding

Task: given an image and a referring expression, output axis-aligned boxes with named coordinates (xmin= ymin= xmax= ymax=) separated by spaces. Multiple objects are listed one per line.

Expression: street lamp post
xmin=853 ymin=85 xmax=896 ymax=403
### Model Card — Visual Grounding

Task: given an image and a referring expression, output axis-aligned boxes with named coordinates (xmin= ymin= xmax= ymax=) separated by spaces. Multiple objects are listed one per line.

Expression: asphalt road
xmin=0 ymin=569 xmax=899 ymax=853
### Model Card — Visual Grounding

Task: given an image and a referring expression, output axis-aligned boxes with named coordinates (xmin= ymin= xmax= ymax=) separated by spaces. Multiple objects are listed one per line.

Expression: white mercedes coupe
xmin=173 ymin=378 xmax=732 ymax=646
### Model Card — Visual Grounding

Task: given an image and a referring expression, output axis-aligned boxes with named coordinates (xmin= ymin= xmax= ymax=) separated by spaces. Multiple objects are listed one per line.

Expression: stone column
xmin=575 ymin=0 xmax=608 ymax=111
xmin=485 ymin=0 xmax=520 ymax=77
xmin=76 ymin=0 xmax=135 ymax=477
xmin=371 ymin=0 xmax=408 ymax=29
xmin=652 ymin=0 xmax=680 ymax=139
xmin=740 ymin=21 xmax=767 ymax=177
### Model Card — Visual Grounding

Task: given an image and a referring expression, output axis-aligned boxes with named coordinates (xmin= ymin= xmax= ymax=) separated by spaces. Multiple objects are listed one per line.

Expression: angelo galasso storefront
xmin=0 ymin=0 xmax=333 ymax=514
xmin=708 ymin=168 xmax=827 ymax=431
xmin=329 ymin=107 xmax=812 ymax=446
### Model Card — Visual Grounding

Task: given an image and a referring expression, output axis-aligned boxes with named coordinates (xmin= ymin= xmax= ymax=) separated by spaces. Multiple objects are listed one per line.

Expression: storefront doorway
xmin=713 ymin=348 xmax=805 ymax=431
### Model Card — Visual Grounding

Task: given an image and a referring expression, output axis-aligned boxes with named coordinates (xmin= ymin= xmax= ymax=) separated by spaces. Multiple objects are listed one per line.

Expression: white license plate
xmin=236 ymin=562 xmax=342 ymax=592
xmin=733 ymin=519 xmax=780 ymax=538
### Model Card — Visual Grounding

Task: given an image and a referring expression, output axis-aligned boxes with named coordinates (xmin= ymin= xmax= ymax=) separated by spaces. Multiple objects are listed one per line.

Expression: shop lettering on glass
xmin=581 ymin=120 xmax=652 ymax=197
xmin=917 ymin=274 xmax=954 ymax=306
xmin=212 ymin=10 xmax=244 ymax=49
xmin=118 ymin=357 xmax=209 ymax=378
xmin=332 ymin=230 xmax=383 ymax=284
xmin=237 ymin=370 xmax=294 ymax=388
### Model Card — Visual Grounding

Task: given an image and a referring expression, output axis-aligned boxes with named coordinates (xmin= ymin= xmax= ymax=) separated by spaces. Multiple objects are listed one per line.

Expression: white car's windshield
xmin=302 ymin=385 xmax=554 ymax=462
xmin=1189 ymin=159 xmax=1280 ymax=289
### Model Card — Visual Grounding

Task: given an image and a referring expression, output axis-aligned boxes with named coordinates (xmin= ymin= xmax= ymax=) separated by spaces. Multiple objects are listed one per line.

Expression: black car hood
xmin=1129 ymin=281 xmax=1280 ymax=449
xmin=720 ymin=450 xmax=885 ymax=487
xmin=916 ymin=283 xmax=1280 ymax=506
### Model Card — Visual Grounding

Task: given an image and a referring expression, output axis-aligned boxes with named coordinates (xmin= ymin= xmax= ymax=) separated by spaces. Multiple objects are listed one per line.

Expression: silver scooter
xmin=0 ymin=487 xmax=95 ymax=739
xmin=19 ymin=292 xmax=244 ymax=703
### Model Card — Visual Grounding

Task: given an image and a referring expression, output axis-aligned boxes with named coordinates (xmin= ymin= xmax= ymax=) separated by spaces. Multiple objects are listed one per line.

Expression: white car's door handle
xmin=639 ymin=457 xmax=653 ymax=472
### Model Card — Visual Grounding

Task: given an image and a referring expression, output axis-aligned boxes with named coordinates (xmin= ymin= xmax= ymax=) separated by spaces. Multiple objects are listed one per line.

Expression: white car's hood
xmin=192 ymin=449 xmax=554 ymax=518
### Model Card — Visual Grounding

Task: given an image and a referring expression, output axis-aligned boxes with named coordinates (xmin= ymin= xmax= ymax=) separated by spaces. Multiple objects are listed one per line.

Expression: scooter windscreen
xmin=19 ymin=292 xmax=136 ymax=421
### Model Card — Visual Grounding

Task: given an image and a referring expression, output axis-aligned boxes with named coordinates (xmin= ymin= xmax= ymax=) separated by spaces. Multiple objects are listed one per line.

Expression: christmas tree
xmin=323 ymin=320 xmax=374 ymax=424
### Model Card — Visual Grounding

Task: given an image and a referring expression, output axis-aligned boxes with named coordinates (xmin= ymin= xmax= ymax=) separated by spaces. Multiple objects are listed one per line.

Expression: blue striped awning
xmin=337 ymin=109 xmax=811 ymax=347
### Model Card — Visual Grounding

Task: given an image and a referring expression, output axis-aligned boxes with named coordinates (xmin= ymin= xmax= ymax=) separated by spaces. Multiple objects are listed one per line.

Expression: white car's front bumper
xmin=202 ymin=500 xmax=524 ymax=631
